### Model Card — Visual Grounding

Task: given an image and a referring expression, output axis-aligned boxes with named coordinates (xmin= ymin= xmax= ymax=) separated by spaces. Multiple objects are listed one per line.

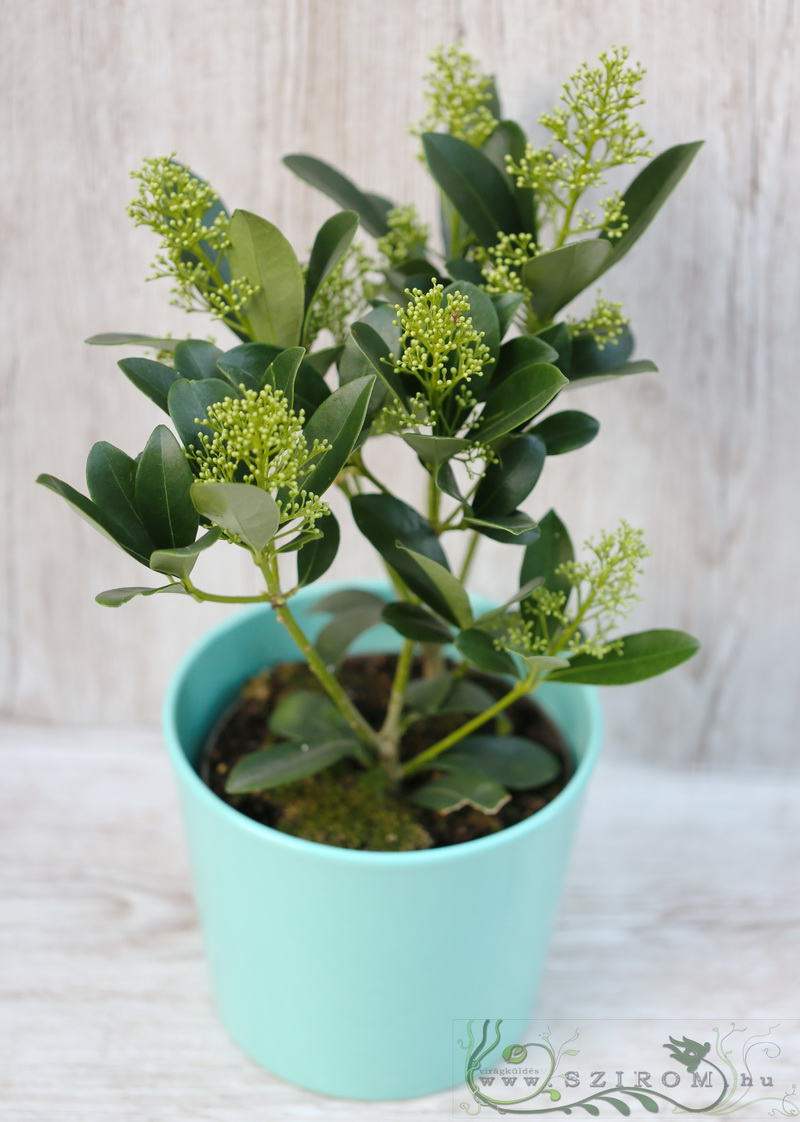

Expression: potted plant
xmin=38 ymin=44 xmax=700 ymax=1100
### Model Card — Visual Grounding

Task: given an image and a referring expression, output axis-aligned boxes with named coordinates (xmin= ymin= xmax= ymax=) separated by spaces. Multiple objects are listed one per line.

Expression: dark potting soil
xmin=200 ymin=654 xmax=572 ymax=852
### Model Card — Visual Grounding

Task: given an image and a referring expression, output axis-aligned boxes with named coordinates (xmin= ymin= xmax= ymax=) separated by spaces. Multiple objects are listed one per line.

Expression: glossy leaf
xmin=283 ymin=154 xmax=390 ymax=238
xmin=530 ymin=410 xmax=600 ymax=454
xmin=397 ymin=546 xmax=473 ymax=629
xmin=303 ymin=345 xmax=342 ymax=376
xmin=491 ymin=291 xmax=525 ymax=339
xmin=172 ymin=339 xmax=223 ymax=380
xmin=135 ymin=426 xmax=199 ymax=548
xmin=482 ymin=118 xmax=536 ymax=237
xmin=296 ymin=512 xmax=340 ymax=587
xmin=535 ymin=323 xmax=572 ymax=373
xmin=570 ymin=323 xmax=634 ymax=377
xmin=86 ymin=442 xmax=148 ymax=543
xmin=150 ymin=528 xmax=220 ymax=579
xmin=304 ymin=210 xmax=359 ymax=316
xmin=520 ymin=509 xmax=574 ymax=599
xmin=190 ymin=482 xmax=280 ymax=556
xmin=263 ymin=347 xmax=306 ymax=407
xmin=411 ymin=769 xmax=511 ymax=815
xmin=496 ymin=336 xmax=560 ymax=382
xmin=564 ymin=359 xmax=658 ymax=389
xmin=117 ymin=356 xmax=179 ymax=413
xmin=435 ymin=461 xmax=466 ymax=505
xmin=455 ymin=628 xmax=519 ymax=677
xmin=445 ymin=258 xmax=484 ymax=285
xmin=95 ymin=583 xmax=187 ymax=607
xmin=547 ymin=630 xmax=700 ymax=684
xmin=441 ymin=735 xmax=561 ymax=789
xmin=422 ymin=132 xmax=519 ymax=248
xmin=442 ymin=280 xmax=501 ymax=367
xmin=473 ymin=434 xmax=546 ymax=515
xmin=402 ymin=434 xmax=471 ymax=470
xmin=350 ymin=320 xmax=409 ymax=406
xmin=228 ymin=209 xmax=304 ymax=347
xmin=474 ymin=363 xmax=567 ymax=442
xmin=86 ymin=332 xmax=177 ymax=351
xmin=381 ymin=602 xmax=453 ymax=644
xmin=300 ymin=375 xmax=375 ymax=495
xmin=226 ymin=738 xmax=356 ymax=793
xmin=466 ymin=511 xmax=539 ymax=544
xmin=36 ymin=474 xmax=153 ymax=565
xmin=315 ymin=603 xmax=386 ymax=668
xmin=167 ymin=377 xmax=234 ymax=454
xmin=522 ymin=241 xmax=613 ymax=324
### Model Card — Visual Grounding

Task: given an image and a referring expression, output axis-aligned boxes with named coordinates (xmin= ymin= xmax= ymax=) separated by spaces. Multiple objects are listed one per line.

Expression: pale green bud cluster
xmin=412 ymin=43 xmax=498 ymax=148
xmin=127 ymin=155 xmax=258 ymax=329
xmin=568 ymin=293 xmax=629 ymax=349
xmin=192 ymin=386 xmax=330 ymax=539
xmin=474 ymin=232 xmax=540 ymax=295
xmin=506 ymin=47 xmax=652 ymax=246
xmin=303 ymin=242 xmax=379 ymax=348
xmin=376 ymin=205 xmax=430 ymax=268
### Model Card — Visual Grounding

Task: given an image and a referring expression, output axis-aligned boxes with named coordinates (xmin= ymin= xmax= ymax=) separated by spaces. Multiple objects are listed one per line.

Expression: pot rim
xmin=163 ymin=582 xmax=603 ymax=868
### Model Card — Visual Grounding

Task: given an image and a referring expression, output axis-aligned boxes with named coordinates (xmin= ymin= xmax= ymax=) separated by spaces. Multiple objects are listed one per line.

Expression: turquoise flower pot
xmin=163 ymin=581 xmax=602 ymax=1100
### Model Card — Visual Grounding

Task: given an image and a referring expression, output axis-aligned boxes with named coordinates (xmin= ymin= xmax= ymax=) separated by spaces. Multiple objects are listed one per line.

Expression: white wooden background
xmin=2 ymin=0 xmax=798 ymax=767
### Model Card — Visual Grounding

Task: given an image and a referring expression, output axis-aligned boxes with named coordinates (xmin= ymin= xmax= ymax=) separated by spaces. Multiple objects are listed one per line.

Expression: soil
xmin=200 ymin=654 xmax=572 ymax=852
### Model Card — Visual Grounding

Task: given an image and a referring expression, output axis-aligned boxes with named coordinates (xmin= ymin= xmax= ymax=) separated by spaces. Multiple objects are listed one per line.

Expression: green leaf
xmin=350 ymin=320 xmax=409 ymax=407
xmin=216 ymin=343 xmax=328 ymax=412
xmin=547 ymin=630 xmax=700 ymax=685
xmin=440 ymin=735 xmax=561 ymax=789
xmin=117 ymin=356 xmax=179 ymax=413
xmin=445 ymin=258 xmax=484 ymax=285
xmin=570 ymin=323 xmax=634 ymax=377
xmin=226 ymin=738 xmax=357 ymax=793
xmin=422 ymin=132 xmax=519 ymax=248
xmin=296 ymin=512 xmax=339 ymax=587
xmin=300 ymin=375 xmax=374 ymax=495
xmin=530 ymin=410 xmax=600 ymax=454
xmin=474 ymin=363 xmax=567 ymax=443
xmin=397 ymin=546 xmax=473 ymax=629
xmin=626 ymin=1093 xmax=659 ymax=1113
xmin=442 ymin=280 xmax=501 ymax=368
xmin=491 ymin=292 xmax=525 ymax=339
xmin=597 ymin=142 xmax=704 ymax=272
xmin=404 ymin=673 xmax=456 ymax=715
xmin=381 ymin=602 xmax=453 ymax=644
xmin=534 ymin=323 xmax=572 ymax=373
xmin=434 ymin=461 xmax=467 ymax=505
xmin=520 ymin=509 xmax=573 ymax=600
xmin=474 ymin=577 xmax=545 ymax=625
xmin=350 ymin=494 xmax=453 ymax=620
xmin=149 ymin=528 xmax=220 ymax=579
xmin=86 ymin=442 xmax=149 ymax=544
xmin=311 ymin=588 xmax=387 ymax=614
xmin=602 ymin=1098 xmax=631 ymax=1116
xmin=95 ymin=583 xmax=187 ymax=607
xmin=522 ymin=241 xmax=614 ymax=324
xmin=315 ymin=604 xmax=386 ymax=668
xmin=172 ymin=339 xmax=223 ymax=380
xmin=473 ymin=434 xmax=546 ymax=516
xmin=190 ymin=482 xmax=280 ymax=556
xmin=304 ymin=210 xmax=359 ymax=316
xmin=303 ymin=345 xmax=342 ymax=376
xmin=36 ymin=473 xmax=153 ymax=565
xmin=282 ymin=154 xmax=390 ymax=238
xmin=465 ymin=511 xmax=539 ymax=545
xmin=455 ymin=628 xmax=520 ymax=677
xmin=411 ymin=769 xmax=511 ymax=815
xmin=86 ymin=332 xmax=178 ymax=351
xmin=495 ymin=336 xmax=560 ymax=384
xmin=402 ymin=434 xmax=471 ymax=470
xmin=228 ymin=209 xmax=304 ymax=347
xmin=269 ymin=688 xmax=351 ymax=741
xmin=135 ymin=426 xmax=199 ymax=548
xmin=263 ymin=347 xmax=306 ymax=407
xmin=482 ymin=118 xmax=536 ymax=238
xmin=565 ymin=359 xmax=658 ymax=389
xmin=167 ymin=377 xmax=234 ymax=454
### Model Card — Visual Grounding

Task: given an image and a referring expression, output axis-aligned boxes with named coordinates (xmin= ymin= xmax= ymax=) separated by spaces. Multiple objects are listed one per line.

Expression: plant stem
xmin=259 ymin=559 xmax=383 ymax=754
xmin=428 ymin=471 xmax=441 ymax=530
xmin=183 ymin=579 xmax=271 ymax=605
xmin=377 ymin=638 xmax=414 ymax=783
xmin=401 ymin=670 xmax=538 ymax=777
xmin=458 ymin=529 xmax=480 ymax=583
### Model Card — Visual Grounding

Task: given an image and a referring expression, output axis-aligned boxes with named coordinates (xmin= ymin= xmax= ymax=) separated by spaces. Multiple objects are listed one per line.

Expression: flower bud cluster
xmin=412 ymin=43 xmax=498 ymax=149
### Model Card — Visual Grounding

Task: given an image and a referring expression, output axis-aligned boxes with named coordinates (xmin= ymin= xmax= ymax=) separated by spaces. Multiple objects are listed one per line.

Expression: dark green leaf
xmin=473 ymin=434 xmax=546 ymax=515
xmin=312 ymin=588 xmax=387 ymax=614
xmin=95 ymin=583 xmax=187 ymax=607
xmin=402 ymin=434 xmax=471 ymax=470
xmin=442 ymin=280 xmax=501 ymax=369
xmin=86 ymin=332 xmax=178 ymax=351
xmin=496 ymin=336 xmax=560 ymax=383
xmin=422 ymin=132 xmax=520 ymax=248
xmin=228 ymin=209 xmax=304 ymax=347
xmin=150 ymin=528 xmax=220 ymax=579
xmin=36 ymin=474 xmax=153 ymax=565
xmin=435 ymin=461 xmax=466 ymax=505
xmin=172 ymin=339 xmax=223 ymax=380
xmin=404 ymin=673 xmax=457 ymax=715
xmin=530 ymin=410 xmax=600 ymax=454
xmin=283 ymin=154 xmax=390 ymax=238
xmin=300 ymin=375 xmax=375 ymax=495
xmin=441 ymin=735 xmax=561 ymax=789
xmin=482 ymin=118 xmax=537 ymax=238
xmin=547 ymin=630 xmax=700 ymax=685
xmin=535 ymin=323 xmax=572 ymax=373
xmin=565 ymin=359 xmax=658 ymax=389
xmin=226 ymin=738 xmax=356 ymax=793
xmin=411 ymin=769 xmax=511 ymax=815
xmin=304 ymin=210 xmax=359 ymax=316
xmin=189 ymin=482 xmax=280 ymax=555
xmin=86 ymin=442 xmax=148 ymax=543
xmin=466 ymin=511 xmax=539 ymax=545
xmin=315 ymin=604 xmax=386 ymax=668
xmin=350 ymin=320 xmax=409 ymax=406
xmin=296 ymin=512 xmax=340 ymax=587
xmin=263 ymin=347 xmax=306 ymax=407
xmin=351 ymin=494 xmax=453 ymax=620
xmin=135 ymin=426 xmax=199 ymax=548
xmin=269 ymin=689 xmax=350 ymax=741
xmin=474 ymin=363 xmax=567 ymax=443
xmin=445 ymin=258 xmax=484 ymax=285
xmin=522 ymin=241 xmax=614 ymax=325
xmin=167 ymin=377 xmax=234 ymax=454
xmin=303 ymin=345 xmax=342 ymax=376
xmin=381 ymin=602 xmax=453 ymax=644
xmin=474 ymin=577 xmax=545 ymax=625
xmin=491 ymin=292 xmax=525 ymax=339
xmin=276 ymin=529 xmax=320 ymax=553
xmin=455 ymin=628 xmax=520 ymax=677
xmin=520 ymin=509 xmax=573 ymax=599
xmin=117 ymin=356 xmax=179 ymax=413
xmin=397 ymin=546 xmax=473 ymax=629
xmin=570 ymin=324 xmax=634 ymax=377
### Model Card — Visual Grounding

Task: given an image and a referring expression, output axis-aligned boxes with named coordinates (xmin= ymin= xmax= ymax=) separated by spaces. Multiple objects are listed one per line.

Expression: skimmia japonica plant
xmin=38 ymin=45 xmax=700 ymax=835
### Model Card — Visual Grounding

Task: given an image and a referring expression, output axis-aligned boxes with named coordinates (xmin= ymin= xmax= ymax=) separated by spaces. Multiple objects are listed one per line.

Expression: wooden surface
xmin=3 ymin=0 xmax=800 ymax=766
xmin=2 ymin=721 xmax=799 ymax=1119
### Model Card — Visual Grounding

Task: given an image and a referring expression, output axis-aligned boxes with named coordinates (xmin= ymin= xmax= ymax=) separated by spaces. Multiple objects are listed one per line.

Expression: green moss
xmin=272 ymin=767 xmax=433 ymax=852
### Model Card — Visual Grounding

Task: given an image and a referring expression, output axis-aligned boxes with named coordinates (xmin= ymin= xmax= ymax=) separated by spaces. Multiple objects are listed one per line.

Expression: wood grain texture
xmin=2 ymin=0 xmax=798 ymax=765
xmin=2 ymin=722 xmax=799 ymax=1118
